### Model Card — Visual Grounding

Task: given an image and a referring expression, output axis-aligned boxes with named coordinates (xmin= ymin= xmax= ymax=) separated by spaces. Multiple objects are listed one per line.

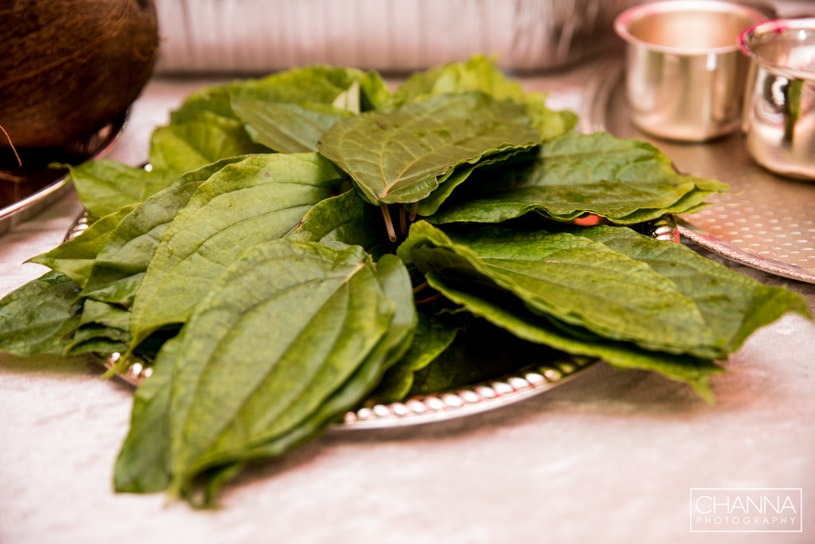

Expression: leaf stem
xmin=415 ymin=292 xmax=444 ymax=305
xmin=409 ymin=202 xmax=418 ymax=222
xmin=412 ymin=280 xmax=443 ymax=305
xmin=380 ymin=204 xmax=397 ymax=242
xmin=398 ymin=206 xmax=408 ymax=237
xmin=412 ymin=281 xmax=429 ymax=294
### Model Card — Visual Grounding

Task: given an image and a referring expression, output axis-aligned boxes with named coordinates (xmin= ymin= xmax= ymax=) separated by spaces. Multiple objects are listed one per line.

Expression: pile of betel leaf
xmin=0 ymin=56 xmax=809 ymax=507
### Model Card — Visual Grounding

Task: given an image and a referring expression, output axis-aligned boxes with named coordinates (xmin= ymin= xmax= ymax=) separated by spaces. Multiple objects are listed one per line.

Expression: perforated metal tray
xmin=582 ymin=59 xmax=815 ymax=284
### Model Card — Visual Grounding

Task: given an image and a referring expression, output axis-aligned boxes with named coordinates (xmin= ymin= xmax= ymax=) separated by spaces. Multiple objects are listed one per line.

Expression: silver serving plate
xmin=582 ymin=58 xmax=815 ymax=284
xmin=64 ymin=211 xmax=676 ymax=430
xmin=0 ymin=114 xmax=126 ymax=235
xmin=340 ymin=356 xmax=595 ymax=430
xmin=119 ymin=351 xmax=592 ymax=430
xmin=102 ymin=350 xmax=596 ymax=431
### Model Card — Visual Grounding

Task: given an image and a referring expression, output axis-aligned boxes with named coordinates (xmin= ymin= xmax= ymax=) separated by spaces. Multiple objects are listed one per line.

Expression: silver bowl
xmin=740 ymin=18 xmax=815 ymax=180
xmin=613 ymin=0 xmax=768 ymax=142
xmin=153 ymin=0 xmax=641 ymax=74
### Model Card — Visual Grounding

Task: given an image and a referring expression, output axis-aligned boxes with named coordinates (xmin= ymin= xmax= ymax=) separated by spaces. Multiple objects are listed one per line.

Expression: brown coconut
xmin=0 ymin=0 xmax=159 ymax=154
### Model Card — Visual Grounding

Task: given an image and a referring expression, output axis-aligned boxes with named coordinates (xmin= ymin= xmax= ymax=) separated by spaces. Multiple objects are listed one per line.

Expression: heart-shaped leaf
xmin=317 ymin=92 xmax=541 ymax=205
xmin=129 ymin=153 xmax=343 ymax=347
xmin=427 ymin=131 xmax=728 ymax=225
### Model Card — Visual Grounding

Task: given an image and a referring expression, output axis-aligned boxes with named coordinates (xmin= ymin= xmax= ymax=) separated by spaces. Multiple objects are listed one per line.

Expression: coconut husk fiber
xmin=0 ymin=0 xmax=159 ymax=156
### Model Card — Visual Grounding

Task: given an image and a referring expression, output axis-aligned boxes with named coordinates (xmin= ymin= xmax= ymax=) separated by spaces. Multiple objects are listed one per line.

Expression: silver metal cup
xmin=614 ymin=1 xmax=768 ymax=142
xmin=740 ymin=18 xmax=815 ymax=180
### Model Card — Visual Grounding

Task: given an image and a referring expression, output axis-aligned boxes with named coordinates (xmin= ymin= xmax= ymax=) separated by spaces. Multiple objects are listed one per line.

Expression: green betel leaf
xmin=287 ymin=189 xmax=387 ymax=252
xmin=401 ymin=221 xmax=719 ymax=358
xmin=80 ymin=158 xmax=246 ymax=307
xmin=114 ymin=335 xmax=179 ymax=494
xmin=148 ymin=112 xmax=269 ymax=176
xmin=400 ymin=221 xmax=808 ymax=398
xmin=63 ymin=300 xmax=132 ymax=357
xmin=78 ymin=297 xmax=131 ymax=331
xmin=414 ymin=147 xmax=538 ymax=217
xmin=368 ymin=253 xmax=418 ymax=369
xmin=169 ymin=66 xmax=390 ymax=157
xmin=169 ymin=83 xmax=243 ymax=125
xmin=129 ymin=153 xmax=344 ymax=347
xmin=165 ymin=240 xmax=396 ymax=495
xmin=183 ymin=251 xmax=418 ymax=505
xmin=230 ymin=65 xmax=387 ymax=110
xmin=233 ymin=99 xmax=354 ymax=153
xmin=406 ymin=319 xmax=571 ymax=397
xmin=66 ymin=160 xmax=175 ymax=219
xmin=571 ymin=225 xmax=811 ymax=354
xmin=427 ymin=131 xmax=729 ymax=225
xmin=392 ymin=54 xmax=525 ymax=105
xmin=423 ymin=272 xmax=722 ymax=400
xmin=0 ymin=272 xmax=81 ymax=356
xmin=370 ymin=311 xmax=459 ymax=403
xmin=30 ymin=205 xmax=136 ymax=288
xmin=228 ymin=66 xmax=388 ymax=153
xmin=317 ymin=92 xmax=541 ymax=205
xmin=390 ymin=55 xmax=577 ymax=141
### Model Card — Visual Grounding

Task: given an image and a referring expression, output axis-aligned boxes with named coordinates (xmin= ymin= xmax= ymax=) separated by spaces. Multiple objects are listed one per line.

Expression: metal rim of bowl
xmin=614 ymin=0 xmax=770 ymax=56
xmin=740 ymin=17 xmax=815 ymax=80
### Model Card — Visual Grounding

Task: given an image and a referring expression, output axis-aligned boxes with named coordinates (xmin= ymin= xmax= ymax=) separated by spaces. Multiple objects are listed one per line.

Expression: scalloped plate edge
xmin=96 ymin=350 xmax=596 ymax=431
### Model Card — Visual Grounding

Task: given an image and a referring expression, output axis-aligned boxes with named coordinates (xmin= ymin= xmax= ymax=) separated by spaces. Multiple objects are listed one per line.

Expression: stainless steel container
xmin=153 ymin=0 xmax=640 ymax=74
xmin=740 ymin=18 xmax=815 ymax=180
xmin=614 ymin=1 xmax=767 ymax=142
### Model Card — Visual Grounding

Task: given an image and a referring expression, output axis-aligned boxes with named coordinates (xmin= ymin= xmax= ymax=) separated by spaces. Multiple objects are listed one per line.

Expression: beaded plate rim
xmin=104 ymin=346 xmax=596 ymax=431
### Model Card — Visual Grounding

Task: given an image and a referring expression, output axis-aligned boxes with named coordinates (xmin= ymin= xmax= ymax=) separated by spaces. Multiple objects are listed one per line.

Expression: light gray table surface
xmin=2 ymin=49 xmax=815 ymax=544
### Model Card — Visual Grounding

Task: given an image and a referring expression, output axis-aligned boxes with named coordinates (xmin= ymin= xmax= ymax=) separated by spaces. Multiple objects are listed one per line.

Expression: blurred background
xmin=153 ymin=0 xmax=636 ymax=74
xmin=150 ymin=0 xmax=812 ymax=76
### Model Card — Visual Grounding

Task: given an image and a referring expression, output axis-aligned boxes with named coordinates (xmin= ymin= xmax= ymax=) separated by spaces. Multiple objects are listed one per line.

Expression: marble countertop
xmin=2 ymin=56 xmax=814 ymax=544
